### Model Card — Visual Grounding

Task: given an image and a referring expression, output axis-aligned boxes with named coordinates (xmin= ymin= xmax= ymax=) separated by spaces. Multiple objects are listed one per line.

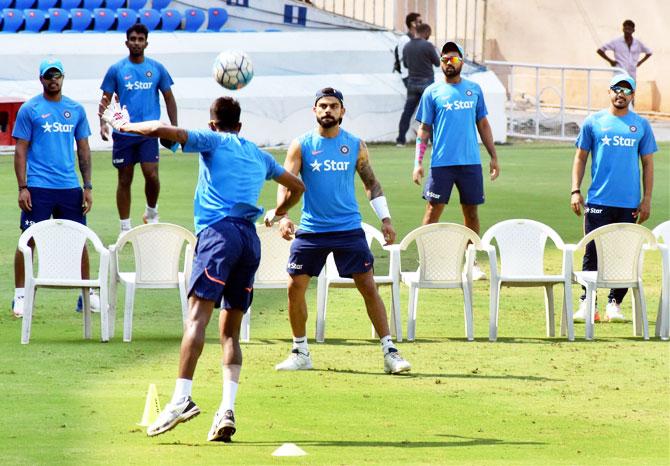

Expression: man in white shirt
xmin=597 ymin=19 xmax=652 ymax=79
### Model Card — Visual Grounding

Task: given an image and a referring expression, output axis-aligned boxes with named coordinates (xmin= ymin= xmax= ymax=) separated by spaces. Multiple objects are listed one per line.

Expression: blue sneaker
xmin=75 ymin=291 xmax=100 ymax=313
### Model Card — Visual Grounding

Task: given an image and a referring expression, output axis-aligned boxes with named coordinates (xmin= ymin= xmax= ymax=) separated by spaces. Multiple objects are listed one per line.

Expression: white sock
xmin=120 ymin=218 xmax=132 ymax=231
xmin=14 ymin=288 xmax=25 ymax=299
xmin=380 ymin=335 xmax=396 ymax=354
xmin=292 ymin=336 xmax=309 ymax=355
xmin=145 ymin=205 xmax=158 ymax=218
xmin=221 ymin=380 xmax=238 ymax=413
xmin=171 ymin=378 xmax=192 ymax=405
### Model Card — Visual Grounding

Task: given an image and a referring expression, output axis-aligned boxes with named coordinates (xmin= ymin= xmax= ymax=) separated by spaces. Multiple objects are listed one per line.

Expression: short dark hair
xmin=405 ymin=12 xmax=421 ymax=29
xmin=211 ymin=96 xmax=241 ymax=130
xmin=126 ymin=23 xmax=149 ymax=39
xmin=416 ymin=23 xmax=431 ymax=37
xmin=623 ymin=19 xmax=635 ymax=28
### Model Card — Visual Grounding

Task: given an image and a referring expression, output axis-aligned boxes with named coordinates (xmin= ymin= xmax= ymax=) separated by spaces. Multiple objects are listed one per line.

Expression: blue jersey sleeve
xmin=416 ymin=87 xmax=434 ymax=125
xmin=12 ymin=104 xmax=33 ymax=141
xmin=638 ymin=120 xmax=658 ymax=156
xmin=157 ymin=62 xmax=174 ymax=92
xmin=74 ymin=104 xmax=92 ymax=141
xmin=475 ymin=85 xmax=488 ymax=121
xmin=183 ymin=129 xmax=221 ymax=153
xmin=100 ymin=64 xmax=117 ymax=94
xmin=261 ymin=150 xmax=286 ymax=180
xmin=575 ymin=118 xmax=593 ymax=151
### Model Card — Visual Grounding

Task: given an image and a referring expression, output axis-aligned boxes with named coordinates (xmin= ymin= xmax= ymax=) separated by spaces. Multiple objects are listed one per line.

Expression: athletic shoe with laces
xmin=147 ymin=397 xmax=200 ymax=437
xmin=11 ymin=296 xmax=24 ymax=318
xmin=383 ymin=348 xmax=411 ymax=374
xmin=275 ymin=349 xmax=313 ymax=371
xmin=605 ymin=299 xmax=625 ymax=322
xmin=471 ymin=262 xmax=487 ymax=281
xmin=143 ymin=213 xmax=159 ymax=224
xmin=75 ymin=290 xmax=100 ymax=314
xmin=573 ymin=299 xmax=600 ymax=322
xmin=207 ymin=409 xmax=236 ymax=442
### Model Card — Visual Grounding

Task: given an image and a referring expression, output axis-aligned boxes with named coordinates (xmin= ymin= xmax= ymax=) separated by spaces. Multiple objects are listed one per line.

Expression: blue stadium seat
xmin=138 ymin=7 xmax=158 ymax=30
xmin=22 ymin=8 xmax=45 ymax=32
xmin=104 ymin=0 xmax=124 ymax=10
xmin=115 ymin=7 xmax=136 ymax=30
xmin=159 ymin=8 xmax=179 ymax=31
xmin=1 ymin=9 xmax=24 ymax=32
xmin=151 ymin=0 xmax=169 ymax=10
xmin=14 ymin=0 xmax=35 ymax=9
xmin=92 ymin=7 xmax=114 ymax=31
xmin=182 ymin=7 xmax=203 ymax=32
xmin=0 ymin=0 xmax=10 ymax=9
xmin=61 ymin=0 xmax=81 ymax=9
xmin=206 ymin=7 xmax=227 ymax=32
xmin=37 ymin=0 xmax=57 ymax=10
xmin=127 ymin=0 xmax=146 ymax=10
xmin=46 ymin=7 xmax=68 ymax=32
xmin=239 ymin=28 xmax=256 ymax=32
xmin=265 ymin=28 xmax=281 ymax=32
xmin=67 ymin=8 xmax=92 ymax=31
xmin=83 ymin=0 xmax=103 ymax=10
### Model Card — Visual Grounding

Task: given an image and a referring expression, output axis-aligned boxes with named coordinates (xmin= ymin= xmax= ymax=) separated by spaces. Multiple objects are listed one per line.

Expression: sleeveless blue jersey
xmin=298 ymin=128 xmax=361 ymax=233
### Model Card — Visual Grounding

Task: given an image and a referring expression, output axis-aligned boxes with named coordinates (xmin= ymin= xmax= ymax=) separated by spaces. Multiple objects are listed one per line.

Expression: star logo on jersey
xmin=310 ymin=160 xmax=322 ymax=171
xmin=41 ymin=113 xmax=50 ymax=119
xmin=340 ymin=145 xmax=349 ymax=155
xmin=63 ymin=111 xmax=71 ymax=119
xmin=466 ymin=90 xmax=473 ymax=96
xmin=443 ymin=101 xmax=453 ymax=111
xmin=146 ymin=71 xmax=153 ymax=78
xmin=600 ymin=135 xmax=611 ymax=146
xmin=630 ymin=125 xmax=637 ymax=133
xmin=125 ymin=81 xmax=134 ymax=91
xmin=42 ymin=121 xmax=52 ymax=132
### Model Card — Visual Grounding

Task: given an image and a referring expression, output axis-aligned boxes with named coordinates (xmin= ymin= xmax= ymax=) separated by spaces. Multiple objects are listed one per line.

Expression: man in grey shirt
xmin=396 ymin=23 xmax=440 ymax=146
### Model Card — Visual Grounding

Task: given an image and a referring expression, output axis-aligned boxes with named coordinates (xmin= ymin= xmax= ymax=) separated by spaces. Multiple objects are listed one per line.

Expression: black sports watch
xmin=83 ymin=183 xmax=93 ymax=190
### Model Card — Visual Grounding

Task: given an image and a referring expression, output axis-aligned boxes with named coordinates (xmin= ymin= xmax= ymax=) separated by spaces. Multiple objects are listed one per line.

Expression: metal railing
xmin=485 ymin=60 xmax=627 ymax=140
xmin=310 ymin=0 xmax=488 ymax=64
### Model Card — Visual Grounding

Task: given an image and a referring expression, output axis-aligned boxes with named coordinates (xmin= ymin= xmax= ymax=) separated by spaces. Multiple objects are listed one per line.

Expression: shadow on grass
xmin=312 ymin=367 xmax=561 ymax=381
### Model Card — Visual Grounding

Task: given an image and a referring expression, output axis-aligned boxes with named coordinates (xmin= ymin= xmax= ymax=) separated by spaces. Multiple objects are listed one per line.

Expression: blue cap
xmin=39 ymin=58 xmax=64 ymax=77
xmin=314 ymin=87 xmax=344 ymax=105
xmin=441 ymin=41 xmax=464 ymax=58
xmin=610 ymin=73 xmax=635 ymax=91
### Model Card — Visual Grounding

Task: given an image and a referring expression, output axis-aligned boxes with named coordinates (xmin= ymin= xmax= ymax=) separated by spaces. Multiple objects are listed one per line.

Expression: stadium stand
xmin=93 ymin=7 xmax=115 ymax=32
xmin=14 ymin=0 xmax=35 ymax=9
xmin=127 ymin=0 xmax=146 ymax=10
xmin=37 ymin=0 xmax=57 ymax=10
xmin=65 ymin=8 xmax=92 ymax=32
xmin=21 ymin=8 xmax=45 ymax=32
xmin=104 ymin=0 xmax=124 ymax=10
xmin=83 ymin=0 xmax=103 ymax=10
xmin=115 ymin=7 xmax=137 ymax=30
xmin=206 ymin=7 xmax=227 ymax=31
xmin=46 ymin=8 xmax=68 ymax=32
xmin=159 ymin=8 xmax=180 ymax=32
xmin=151 ymin=0 xmax=170 ymax=10
xmin=182 ymin=7 xmax=203 ymax=31
xmin=138 ymin=8 xmax=160 ymax=30
xmin=1 ymin=9 xmax=23 ymax=32
xmin=61 ymin=0 xmax=81 ymax=9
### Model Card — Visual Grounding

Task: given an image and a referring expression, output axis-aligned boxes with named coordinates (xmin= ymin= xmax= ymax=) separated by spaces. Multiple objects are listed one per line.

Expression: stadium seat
xmin=92 ymin=7 xmax=114 ymax=31
xmin=265 ymin=28 xmax=281 ymax=32
xmin=182 ymin=8 xmax=203 ymax=32
xmin=127 ymin=0 xmax=146 ymax=10
xmin=36 ymin=0 xmax=57 ymax=11
xmin=315 ymin=223 xmax=402 ymax=342
xmin=67 ymin=8 xmax=92 ymax=32
xmin=206 ymin=7 xmax=227 ymax=32
xmin=115 ymin=8 xmax=137 ymax=31
xmin=151 ymin=0 xmax=169 ymax=10
xmin=83 ymin=0 xmax=103 ymax=10
xmin=138 ymin=7 xmax=159 ymax=30
xmin=651 ymin=221 xmax=670 ymax=340
xmin=104 ymin=0 xmax=124 ymax=10
xmin=239 ymin=28 xmax=256 ymax=32
xmin=46 ymin=7 xmax=68 ymax=32
xmin=239 ymin=224 xmax=293 ymax=342
xmin=108 ymin=223 xmax=195 ymax=342
xmin=21 ymin=8 xmax=45 ymax=32
xmin=159 ymin=8 xmax=180 ymax=32
xmin=398 ymin=223 xmax=482 ymax=341
xmin=566 ymin=223 xmax=656 ymax=340
xmin=1 ymin=9 xmax=24 ymax=32
xmin=61 ymin=0 xmax=81 ymax=9
xmin=482 ymin=219 xmax=573 ymax=341
xmin=18 ymin=219 xmax=110 ymax=344
xmin=0 ymin=0 xmax=10 ymax=9
xmin=14 ymin=0 xmax=35 ymax=9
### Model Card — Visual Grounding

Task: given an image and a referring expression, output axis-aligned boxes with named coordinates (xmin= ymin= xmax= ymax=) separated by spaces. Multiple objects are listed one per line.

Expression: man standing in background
xmin=597 ymin=19 xmax=652 ymax=80
xmin=393 ymin=12 xmax=422 ymax=89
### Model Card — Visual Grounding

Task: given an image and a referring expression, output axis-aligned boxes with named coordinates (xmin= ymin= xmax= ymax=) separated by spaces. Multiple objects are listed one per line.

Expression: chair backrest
xmin=93 ymin=7 xmax=114 ymax=31
xmin=206 ymin=7 xmax=227 ymax=31
xmin=159 ymin=8 xmax=179 ymax=31
xmin=652 ymin=221 xmax=670 ymax=244
xmin=254 ymin=224 xmax=292 ymax=286
xmin=127 ymin=0 xmax=146 ymax=10
xmin=400 ymin=223 xmax=482 ymax=283
xmin=104 ymin=0 xmax=124 ymax=10
xmin=15 ymin=0 xmax=35 ymax=9
xmin=69 ymin=8 xmax=92 ymax=31
xmin=151 ymin=0 xmax=169 ymax=10
xmin=23 ymin=9 xmax=45 ymax=32
xmin=481 ymin=219 xmax=564 ymax=277
xmin=83 ymin=0 xmax=103 ymax=9
xmin=138 ymin=7 xmax=159 ymax=30
xmin=325 ymin=222 xmax=383 ymax=279
xmin=2 ymin=9 xmax=24 ymax=32
xmin=0 ymin=0 xmax=11 ymax=9
xmin=115 ymin=7 xmax=137 ymax=30
xmin=113 ymin=223 xmax=196 ymax=285
xmin=37 ymin=0 xmax=58 ymax=11
xmin=18 ymin=219 xmax=106 ymax=281
xmin=182 ymin=7 xmax=203 ymax=31
xmin=575 ymin=223 xmax=657 ymax=284
xmin=47 ymin=8 xmax=68 ymax=31
xmin=61 ymin=0 xmax=81 ymax=9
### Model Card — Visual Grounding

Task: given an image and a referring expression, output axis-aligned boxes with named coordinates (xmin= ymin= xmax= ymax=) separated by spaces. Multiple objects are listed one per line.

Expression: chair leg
xmin=632 ymin=284 xmax=649 ymax=340
xmin=544 ymin=285 xmax=555 ymax=337
xmin=123 ymin=283 xmax=136 ymax=342
xmin=407 ymin=285 xmax=418 ymax=341
xmin=585 ymin=285 xmax=595 ymax=340
xmin=655 ymin=297 xmax=662 ymax=338
xmin=99 ymin=285 xmax=109 ymax=342
xmin=82 ymin=287 xmax=92 ymax=340
xmin=21 ymin=282 xmax=36 ymax=344
xmin=391 ymin=279 xmax=402 ymax=342
xmin=315 ymin=273 xmax=328 ymax=343
xmin=489 ymin=279 xmax=500 ymax=341
xmin=562 ymin=282 xmax=575 ymax=341
xmin=108 ymin=275 xmax=118 ymax=338
xmin=463 ymin=280 xmax=474 ymax=341
xmin=241 ymin=307 xmax=251 ymax=343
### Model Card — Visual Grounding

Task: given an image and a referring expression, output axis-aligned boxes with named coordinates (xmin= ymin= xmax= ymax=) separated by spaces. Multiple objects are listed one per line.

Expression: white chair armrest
xmin=484 ymin=244 xmax=498 ymax=283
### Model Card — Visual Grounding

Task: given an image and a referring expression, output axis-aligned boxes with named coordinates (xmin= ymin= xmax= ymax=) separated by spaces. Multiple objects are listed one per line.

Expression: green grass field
xmin=0 ymin=141 xmax=668 ymax=465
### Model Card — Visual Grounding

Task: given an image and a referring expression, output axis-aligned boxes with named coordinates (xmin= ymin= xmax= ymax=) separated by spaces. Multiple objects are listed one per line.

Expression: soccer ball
xmin=212 ymin=50 xmax=254 ymax=90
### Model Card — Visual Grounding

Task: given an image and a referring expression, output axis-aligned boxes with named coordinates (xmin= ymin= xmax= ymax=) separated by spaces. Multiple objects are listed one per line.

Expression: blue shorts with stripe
xmin=112 ymin=132 xmax=159 ymax=168
xmin=188 ymin=217 xmax=260 ymax=311
xmin=287 ymin=228 xmax=373 ymax=278
xmin=20 ymin=187 xmax=86 ymax=231
xmin=423 ymin=164 xmax=484 ymax=205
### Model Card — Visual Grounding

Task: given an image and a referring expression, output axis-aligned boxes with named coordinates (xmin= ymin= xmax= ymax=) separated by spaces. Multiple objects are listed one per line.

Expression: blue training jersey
xmin=298 ymin=128 xmax=361 ymax=233
xmin=576 ymin=109 xmax=657 ymax=209
xmin=416 ymin=78 xmax=487 ymax=167
xmin=100 ymin=57 xmax=173 ymax=132
xmin=183 ymin=129 xmax=285 ymax=234
xmin=12 ymin=94 xmax=91 ymax=189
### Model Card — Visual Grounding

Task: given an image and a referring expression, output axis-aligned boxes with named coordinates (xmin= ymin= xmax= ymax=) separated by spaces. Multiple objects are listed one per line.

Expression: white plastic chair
xmin=398 ymin=223 xmax=481 ymax=341
xmin=315 ymin=223 xmax=402 ymax=343
xmin=565 ymin=223 xmax=657 ymax=340
xmin=652 ymin=221 xmax=670 ymax=340
xmin=109 ymin=223 xmax=196 ymax=342
xmin=482 ymin=219 xmax=574 ymax=341
xmin=241 ymin=224 xmax=293 ymax=342
xmin=18 ymin=219 xmax=110 ymax=344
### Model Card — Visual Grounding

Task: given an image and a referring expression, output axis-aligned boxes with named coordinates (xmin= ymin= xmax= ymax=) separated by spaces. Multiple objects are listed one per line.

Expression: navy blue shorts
xmin=287 ymin=228 xmax=374 ymax=278
xmin=188 ymin=217 xmax=260 ymax=311
xmin=20 ymin=187 xmax=86 ymax=231
xmin=423 ymin=164 xmax=484 ymax=205
xmin=112 ymin=132 xmax=159 ymax=168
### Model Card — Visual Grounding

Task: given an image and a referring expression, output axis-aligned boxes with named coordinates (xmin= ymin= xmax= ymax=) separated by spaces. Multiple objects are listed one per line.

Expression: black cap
xmin=441 ymin=41 xmax=464 ymax=58
xmin=314 ymin=87 xmax=344 ymax=106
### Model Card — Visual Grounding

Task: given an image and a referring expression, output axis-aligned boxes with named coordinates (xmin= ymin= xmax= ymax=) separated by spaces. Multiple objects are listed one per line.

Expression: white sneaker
xmin=275 ymin=349 xmax=313 ymax=371
xmin=383 ymin=349 xmax=411 ymax=374
xmin=605 ymin=300 xmax=625 ymax=322
xmin=143 ymin=212 xmax=159 ymax=224
xmin=11 ymin=296 xmax=24 ymax=318
xmin=471 ymin=263 xmax=487 ymax=281
xmin=572 ymin=299 xmax=588 ymax=322
xmin=208 ymin=409 xmax=236 ymax=442
xmin=76 ymin=290 xmax=100 ymax=314
xmin=147 ymin=397 xmax=200 ymax=437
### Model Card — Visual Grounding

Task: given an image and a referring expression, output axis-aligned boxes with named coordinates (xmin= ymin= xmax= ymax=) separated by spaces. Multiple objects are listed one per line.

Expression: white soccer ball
xmin=212 ymin=50 xmax=254 ymax=90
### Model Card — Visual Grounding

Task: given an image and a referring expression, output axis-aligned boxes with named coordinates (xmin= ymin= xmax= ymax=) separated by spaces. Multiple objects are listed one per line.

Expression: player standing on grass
xmin=99 ymin=24 xmax=178 ymax=235
xmin=570 ymin=74 xmax=656 ymax=322
xmin=412 ymin=41 xmax=499 ymax=280
xmin=272 ymin=87 xmax=411 ymax=375
xmin=101 ymin=95 xmax=304 ymax=442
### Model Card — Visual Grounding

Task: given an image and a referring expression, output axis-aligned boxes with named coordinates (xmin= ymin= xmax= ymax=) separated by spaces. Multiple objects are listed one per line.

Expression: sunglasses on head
xmin=440 ymin=56 xmax=463 ymax=65
xmin=610 ymin=85 xmax=633 ymax=96
xmin=42 ymin=71 xmax=63 ymax=80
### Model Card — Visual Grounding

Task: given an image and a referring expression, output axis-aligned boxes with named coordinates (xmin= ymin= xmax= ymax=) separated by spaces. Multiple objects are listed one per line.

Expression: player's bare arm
xmin=475 ymin=116 xmax=500 ymax=180
xmin=413 ymin=123 xmax=431 ymax=185
xmin=570 ymin=148 xmax=589 ymax=216
xmin=273 ymin=138 xmax=303 ymax=240
xmin=14 ymin=139 xmax=31 ymax=212
xmin=357 ymin=140 xmax=396 ymax=245
xmin=120 ymin=121 xmax=188 ymax=146
xmin=634 ymin=154 xmax=654 ymax=223
xmin=98 ymin=91 xmax=114 ymax=141
xmin=76 ymin=138 xmax=93 ymax=213
xmin=160 ymin=89 xmax=179 ymax=150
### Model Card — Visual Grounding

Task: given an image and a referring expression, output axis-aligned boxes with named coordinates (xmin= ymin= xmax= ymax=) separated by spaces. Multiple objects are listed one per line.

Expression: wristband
xmin=83 ymin=183 xmax=93 ymax=190
xmin=370 ymin=196 xmax=391 ymax=221
xmin=571 ymin=189 xmax=580 ymax=195
xmin=414 ymin=137 xmax=427 ymax=168
xmin=18 ymin=185 xmax=27 ymax=191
